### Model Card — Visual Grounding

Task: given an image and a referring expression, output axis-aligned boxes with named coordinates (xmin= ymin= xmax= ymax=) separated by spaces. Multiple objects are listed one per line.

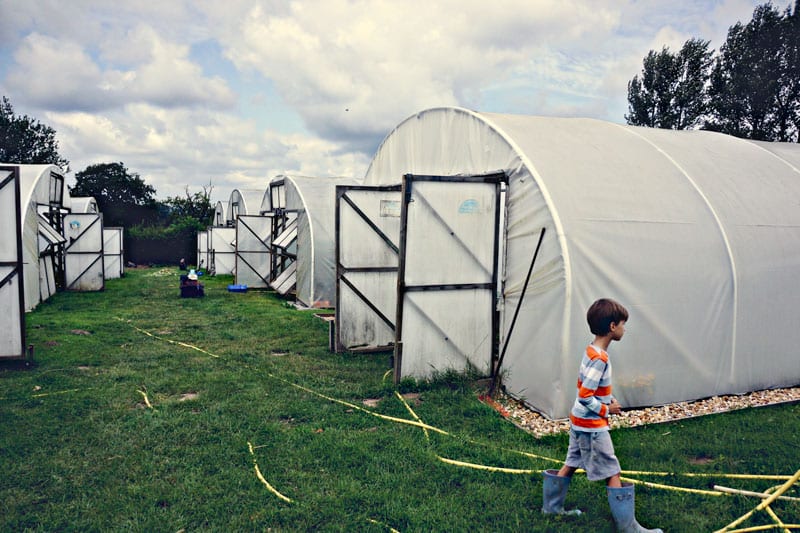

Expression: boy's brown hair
xmin=587 ymin=298 xmax=629 ymax=336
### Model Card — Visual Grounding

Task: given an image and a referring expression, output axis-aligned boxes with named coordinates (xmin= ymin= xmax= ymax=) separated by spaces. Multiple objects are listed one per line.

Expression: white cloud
xmin=1 ymin=0 xmax=772 ymax=200
xmin=46 ymin=103 xmax=366 ymax=202
xmin=5 ymin=26 xmax=235 ymax=112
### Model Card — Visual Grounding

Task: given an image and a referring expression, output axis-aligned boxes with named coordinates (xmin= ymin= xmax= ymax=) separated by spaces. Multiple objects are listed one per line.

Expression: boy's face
xmin=610 ymin=320 xmax=626 ymax=341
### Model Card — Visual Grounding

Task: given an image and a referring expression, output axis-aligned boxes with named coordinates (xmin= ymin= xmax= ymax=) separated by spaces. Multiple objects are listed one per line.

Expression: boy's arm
xmin=577 ymin=359 xmax=612 ymax=418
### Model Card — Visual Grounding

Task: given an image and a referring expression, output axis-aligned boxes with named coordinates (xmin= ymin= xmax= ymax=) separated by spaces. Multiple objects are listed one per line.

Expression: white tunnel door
xmin=0 ymin=167 xmax=26 ymax=359
xmin=394 ymin=172 xmax=506 ymax=383
xmin=64 ymin=212 xmax=105 ymax=291
xmin=235 ymin=214 xmax=273 ymax=288
xmin=335 ymin=184 xmax=402 ymax=352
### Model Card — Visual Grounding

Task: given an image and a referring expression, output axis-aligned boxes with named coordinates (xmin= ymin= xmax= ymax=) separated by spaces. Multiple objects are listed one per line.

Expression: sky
xmin=0 ymin=0 xmax=778 ymax=204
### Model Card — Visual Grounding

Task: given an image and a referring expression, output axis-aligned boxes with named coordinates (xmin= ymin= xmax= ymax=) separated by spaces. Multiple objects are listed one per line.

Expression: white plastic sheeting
xmin=213 ymin=201 xmax=227 ymax=227
xmin=70 ymin=197 xmax=99 ymax=213
xmin=196 ymin=230 xmax=209 ymax=271
xmin=235 ymin=214 xmax=273 ymax=288
xmin=363 ymin=107 xmax=800 ymax=419
xmin=282 ymin=175 xmax=360 ymax=308
xmin=394 ymin=174 xmax=504 ymax=381
xmin=208 ymin=226 xmax=236 ymax=275
xmin=103 ymin=227 xmax=124 ymax=279
xmin=66 ymin=196 xmax=105 ymax=289
xmin=335 ymin=185 xmax=401 ymax=352
xmin=263 ymin=176 xmax=287 ymax=213
xmin=64 ymin=212 xmax=104 ymax=291
xmin=17 ymin=164 xmax=66 ymax=311
xmin=0 ymin=166 xmax=25 ymax=359
xmin=227 ymin=189 xmax=264 ymax=226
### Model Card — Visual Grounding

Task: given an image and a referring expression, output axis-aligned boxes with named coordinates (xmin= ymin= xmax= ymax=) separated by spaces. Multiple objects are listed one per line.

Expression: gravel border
xmin=497 ymin=386 xmax=800 ymax=438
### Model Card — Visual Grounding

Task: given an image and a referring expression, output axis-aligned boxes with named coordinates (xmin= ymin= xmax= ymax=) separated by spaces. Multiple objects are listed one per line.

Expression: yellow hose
xmin=715 ymin=467 xmax=800 ymax=533
xmin=122 ymin=320 xmax=800 ymax=532
xmin=247 ymin=441 xmax=293 ymax=503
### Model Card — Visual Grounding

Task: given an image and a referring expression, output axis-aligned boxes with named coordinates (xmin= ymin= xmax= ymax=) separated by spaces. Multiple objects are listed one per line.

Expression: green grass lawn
xmin=1 ymin=268 xmax=798 ymax=532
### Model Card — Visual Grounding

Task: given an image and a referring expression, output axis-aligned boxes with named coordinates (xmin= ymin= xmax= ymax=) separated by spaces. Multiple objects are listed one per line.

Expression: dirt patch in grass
xmin=179 ymin=392 xmax=199 ymax=401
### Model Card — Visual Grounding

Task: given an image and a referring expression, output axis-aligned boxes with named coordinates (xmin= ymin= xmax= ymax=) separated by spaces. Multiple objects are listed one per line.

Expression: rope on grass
xmin=247 ymin=441 xmax=293 ymax=503
xmin=713 ymin=485 xmax=800 ymax=502
xmin=714 ymin=467 xmax=800 ymax=533
xmin=270 ymin=374 xmax=450 ymax=436
xmin=30 ymin=388 xmax=83 ymax=398
xmin=620 ymin=477 xmax=722 ymax=497
xmin=724 ymin=526 xmax=800 ymax=532
xmin=366 ymin=518 xmax=401 ymax=533
xmin=113 ymin=317 xmax=219 ymax=358
xmin=395 ymin=390 xmax=541 ymax=474
xmin=119 ymin=319 xmax=799 ymax=516
xmin=137 ymin=389 xmax=154 ymax=409
xmin=622 ymin=470 xmax=793 ymax=481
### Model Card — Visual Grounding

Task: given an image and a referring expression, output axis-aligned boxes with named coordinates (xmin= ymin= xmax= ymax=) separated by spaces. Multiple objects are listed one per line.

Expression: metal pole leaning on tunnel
xmin=490 ymin=227 xmax=546 ymax=397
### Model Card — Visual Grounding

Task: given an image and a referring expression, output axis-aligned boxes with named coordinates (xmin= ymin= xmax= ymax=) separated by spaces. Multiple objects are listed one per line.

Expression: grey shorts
xmin=564 ymin=428 xmax=621 ymax=481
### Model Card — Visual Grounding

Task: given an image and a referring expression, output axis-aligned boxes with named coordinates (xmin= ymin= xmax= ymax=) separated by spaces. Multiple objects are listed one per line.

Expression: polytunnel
xmin=213 ymin=201 xmax=227 ymax=227
xmin=226 ymin=188 xmax=264 ymax=226
xmin=354 ymin=106 xmax=800 ymax=419
xmin=16 ymin=164 xmax=67 ymax=311
xmin=277 ymin=175 xmax=359 ymax=308
xmin=69 ymin=196 xmax=98 ymax=213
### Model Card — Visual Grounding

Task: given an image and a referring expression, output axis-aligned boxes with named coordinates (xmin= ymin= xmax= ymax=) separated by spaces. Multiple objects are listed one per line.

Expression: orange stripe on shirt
xmin=576 ymin=382 xmax=612 ymax=398
xmin=570 ymin=414 xmax=610 ymax=429
xmin=586 ymin=345 xmax=609 ymax=363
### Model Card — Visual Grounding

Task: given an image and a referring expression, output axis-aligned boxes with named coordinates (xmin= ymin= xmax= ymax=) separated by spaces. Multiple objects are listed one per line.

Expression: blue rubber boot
xmin=607 ymin=482 xmax=662 ymax=532
xmin=541 ymin=470 xmax=582 ymax=515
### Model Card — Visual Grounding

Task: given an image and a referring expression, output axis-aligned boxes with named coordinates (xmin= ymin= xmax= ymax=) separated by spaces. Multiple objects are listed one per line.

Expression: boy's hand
xmin=608 ymin=399 xmax=622 ymax=415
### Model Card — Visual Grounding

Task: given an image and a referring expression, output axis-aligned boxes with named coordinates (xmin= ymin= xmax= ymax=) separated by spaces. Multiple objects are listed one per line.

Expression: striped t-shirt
xmin=569 ymin=344 xmax=614 ymax=432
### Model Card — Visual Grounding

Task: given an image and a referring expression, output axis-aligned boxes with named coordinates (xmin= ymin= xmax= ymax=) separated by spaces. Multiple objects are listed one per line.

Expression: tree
xmin=0 ymin=96 xmax=69 ymax=167
xmin=626 ymin=39 xmax=713 ymax=129
xmin=626 ymin=2 xmax=800 ymax=142
xmin=70 ymin=162 xmax=158 ymax=227
xmin=705 ymin=3 xmax=797 ymax=141
xmin=163 ymin=185 xmax=215 ymax=227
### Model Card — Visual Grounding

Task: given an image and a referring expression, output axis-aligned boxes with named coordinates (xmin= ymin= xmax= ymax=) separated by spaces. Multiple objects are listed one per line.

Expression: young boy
xmin=542 ymin=298 xmax=662 ymax=533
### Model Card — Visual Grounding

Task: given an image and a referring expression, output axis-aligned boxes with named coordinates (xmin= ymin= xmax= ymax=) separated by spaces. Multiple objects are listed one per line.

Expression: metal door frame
xmin=0 ymin=166 xmax=26 ymax=359
xmin=334 ymin=184 xmax=402 ymax=352
xmin=64 ymin=212 xmax=105 ymax=291
xmin=269 ymin=208 xmax=298 ymax=285
xmin=103 ymin=227 xmax=125 ymax=279
xmin=394 ymin=171 xmax=506 ymax=383
xmin=235 ymin=214 xmax=274 ymax=288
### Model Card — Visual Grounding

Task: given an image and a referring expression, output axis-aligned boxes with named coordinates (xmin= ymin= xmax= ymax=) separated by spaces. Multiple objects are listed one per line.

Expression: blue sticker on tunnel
xmin=458 ymin=199 xmax=480 ymax=214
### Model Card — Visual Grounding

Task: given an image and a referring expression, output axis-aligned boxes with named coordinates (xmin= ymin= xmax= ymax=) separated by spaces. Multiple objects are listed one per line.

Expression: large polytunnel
xmin=282 ymin=175 xmax=360 ymax=308
xmin=362 ymin=106 xmax=800 ymax=419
